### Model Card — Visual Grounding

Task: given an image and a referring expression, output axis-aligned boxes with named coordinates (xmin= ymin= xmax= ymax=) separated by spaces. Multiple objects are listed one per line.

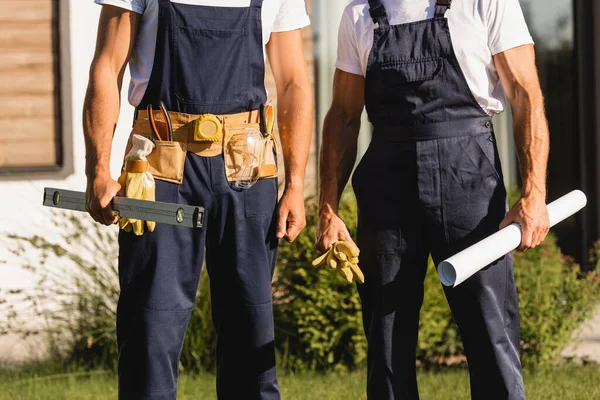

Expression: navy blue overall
xmin=117 ymin=1 xmax=280 ymax=399
xmin=351 ymin=1 xmax=524 ymax=399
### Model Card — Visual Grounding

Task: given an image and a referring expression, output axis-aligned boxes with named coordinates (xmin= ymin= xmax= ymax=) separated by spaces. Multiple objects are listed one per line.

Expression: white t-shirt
xmin=95 ymin=0 xmax=310 ymax=106
xmin=336 ymin=0 xmax=533 ymax=114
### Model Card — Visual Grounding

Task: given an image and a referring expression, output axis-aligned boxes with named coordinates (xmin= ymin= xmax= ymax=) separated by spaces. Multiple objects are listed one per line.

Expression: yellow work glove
xmin=312 ymin=241 xmax=365 ymax=284
xmin=117 ymin=134 xmax=156 ymax=236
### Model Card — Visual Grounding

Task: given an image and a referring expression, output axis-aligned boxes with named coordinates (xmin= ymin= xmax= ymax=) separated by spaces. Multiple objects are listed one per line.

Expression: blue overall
xmin=117 ymin=1 xmax=280 ymax=399
xmin=351 ymin=1 xmax=524 ymax=399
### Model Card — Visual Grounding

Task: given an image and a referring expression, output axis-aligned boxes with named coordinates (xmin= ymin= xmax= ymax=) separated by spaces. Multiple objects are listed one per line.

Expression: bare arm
xmin=316 ymin=69 xmax=365 ymax=252
xmin=83 ymin=6 xmax=140 ymax=225
xmin=266 ymin=29 xmax=313 ymax=241
xmin=494 ymin=44 xmax=550 ymax=250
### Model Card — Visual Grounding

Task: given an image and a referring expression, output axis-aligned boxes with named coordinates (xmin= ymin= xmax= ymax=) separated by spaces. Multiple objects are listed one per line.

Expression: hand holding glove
xmin=117 ymin=134 xmax=156 ymax=236
xmin=312 ymin=241 xmax=365 ymax=284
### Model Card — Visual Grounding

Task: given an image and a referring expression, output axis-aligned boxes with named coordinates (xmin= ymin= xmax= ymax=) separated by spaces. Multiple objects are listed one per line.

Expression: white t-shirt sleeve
xmin=272 ymin=0 xmax=310 ymax=32
xmin=335 ymin=8 xmax=363 ymax=76
xmin=486 ymin=0 xmax=534 ymax=55
xmin=94 ymin=0 xmax=146 ymax=14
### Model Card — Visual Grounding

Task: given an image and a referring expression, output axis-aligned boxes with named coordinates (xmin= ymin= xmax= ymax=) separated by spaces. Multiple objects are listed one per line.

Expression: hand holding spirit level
xmin=43 ymin=188 xmax=204 ymax=229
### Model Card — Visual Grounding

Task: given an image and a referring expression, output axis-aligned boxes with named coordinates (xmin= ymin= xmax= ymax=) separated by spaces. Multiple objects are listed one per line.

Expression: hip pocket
xmin=472 ymin=134 xmax=503 ymax=182
xmin=174 ymin=27 xmax=248 ymax=106
xmin=244 ymin=177 xmax=278 ymax=219
xmin=146 ymin=141 xmax=187 ymax=184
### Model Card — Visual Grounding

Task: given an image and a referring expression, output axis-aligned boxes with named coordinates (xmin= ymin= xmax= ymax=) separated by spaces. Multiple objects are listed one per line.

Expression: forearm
xmin=277 ymin=80 xmax=313 ymax=191
xmin=511 ymin=90 xmax=549 ymax=199
xmin=83 ymin=62 xmax=122 ymax=180
xmin=318 ymin=108 xmax=361 ymax=216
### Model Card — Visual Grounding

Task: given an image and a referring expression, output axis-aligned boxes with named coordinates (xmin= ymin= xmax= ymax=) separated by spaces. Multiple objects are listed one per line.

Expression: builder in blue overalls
xmin=317 ymin=0 xmax=550 ymax=399
xmin=83 ymin=0 xmax=312 ymax=399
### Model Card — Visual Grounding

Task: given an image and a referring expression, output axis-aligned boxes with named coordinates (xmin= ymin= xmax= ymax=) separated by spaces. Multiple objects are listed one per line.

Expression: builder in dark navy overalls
xmin=83 ymin=1 xmax=312 ymax=398
xmin=317 ymin=0 xmax=550 ymax=399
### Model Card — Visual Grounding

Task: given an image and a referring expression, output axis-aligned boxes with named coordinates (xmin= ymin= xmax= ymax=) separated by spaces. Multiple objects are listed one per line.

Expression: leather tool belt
xmin=123 ymin=108 xmax=278 ymax=184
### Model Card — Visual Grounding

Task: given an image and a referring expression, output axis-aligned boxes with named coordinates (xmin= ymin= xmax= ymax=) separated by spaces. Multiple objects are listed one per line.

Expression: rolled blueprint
xmin=437 ymin=190 xmax=587 ymax=287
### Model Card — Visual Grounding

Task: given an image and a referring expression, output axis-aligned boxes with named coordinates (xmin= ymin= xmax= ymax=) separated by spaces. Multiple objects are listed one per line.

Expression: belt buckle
xmin=193 ymin=114 xmax=223 ymax=142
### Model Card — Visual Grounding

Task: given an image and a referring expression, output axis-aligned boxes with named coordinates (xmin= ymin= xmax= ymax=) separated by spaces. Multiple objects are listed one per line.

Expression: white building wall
xmin=0 ymin=1 xmax=131 ymax=289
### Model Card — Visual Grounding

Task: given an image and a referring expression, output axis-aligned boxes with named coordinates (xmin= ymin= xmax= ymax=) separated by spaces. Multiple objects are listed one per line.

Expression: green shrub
xmin=273 ymin=190 xmax=367 ymax=372
xmin=0 ymin=213 xmax=119 ymax=370
xmin=0 ymin=213 xmax=216 ymax=373
xmin=179 ymin=270 xmax=216 ymax=373
xmin=417 ymin=261 xmax=462 ymax=366
xmin=515 ymin=235 xmax=600 ymax=368
xmin=273 ymin=189 xmax=600 ymax=370
xmin=2 ymin=189 xmax=599 ymax=373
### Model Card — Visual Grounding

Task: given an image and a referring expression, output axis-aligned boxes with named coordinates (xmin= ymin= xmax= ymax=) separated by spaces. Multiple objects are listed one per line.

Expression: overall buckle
xmin=369 ymin=5 xmax=387 ymax=21
xmin=436 ymin=0 xmax=452 ymax=7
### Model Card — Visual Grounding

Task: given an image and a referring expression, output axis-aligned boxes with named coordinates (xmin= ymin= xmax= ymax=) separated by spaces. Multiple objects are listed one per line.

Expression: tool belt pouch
xmin=124 ymin=135 xmax=187 ymax=185
xmin=223 ymin=124 xmax=278 ymax=185
xmin=262 ymin=135 xmax=278 ymax=178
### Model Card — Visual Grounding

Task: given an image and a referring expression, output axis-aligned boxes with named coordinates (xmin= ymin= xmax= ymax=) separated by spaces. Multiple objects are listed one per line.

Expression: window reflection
xmin=521 ymin=0 xmax=579 ymax=256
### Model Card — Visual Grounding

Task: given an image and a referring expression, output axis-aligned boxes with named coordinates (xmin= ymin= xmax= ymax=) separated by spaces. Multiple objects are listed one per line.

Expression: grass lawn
xmin=0 ymin=364 xmax=598 ymax=399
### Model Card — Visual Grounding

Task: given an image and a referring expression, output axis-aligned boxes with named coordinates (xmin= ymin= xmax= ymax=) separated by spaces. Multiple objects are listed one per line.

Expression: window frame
xmin=0 ymin=0 xmax=73 ymax=179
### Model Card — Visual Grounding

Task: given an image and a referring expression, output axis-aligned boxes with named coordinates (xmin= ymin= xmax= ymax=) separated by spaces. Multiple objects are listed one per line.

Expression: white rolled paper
xmin=437 ymin=190 xmax=588 ymax=287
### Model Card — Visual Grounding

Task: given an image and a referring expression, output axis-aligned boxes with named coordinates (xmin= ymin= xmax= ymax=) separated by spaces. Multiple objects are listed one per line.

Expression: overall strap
xmin=250 ymin=0 xmax=264 ymax=7
xmin=434 ymin=0 xmax=452 ymax=18
xmin=368 ymin=0 xmax=390 ymax=28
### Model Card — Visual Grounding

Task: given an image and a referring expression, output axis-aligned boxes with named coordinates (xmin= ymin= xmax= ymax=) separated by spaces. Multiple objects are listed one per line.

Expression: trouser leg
xmin=117 ymin=153 xmax=211 ymax=400
xmin=353 ymin=141 xmax=428 ymax=400
xmin=205 ymin=154 xmax=280 ymax=400
xmin=427 ymin=135 xmax=524 ymax=400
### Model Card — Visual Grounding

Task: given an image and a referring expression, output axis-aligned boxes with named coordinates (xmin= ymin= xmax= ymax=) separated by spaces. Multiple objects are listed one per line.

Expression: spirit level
xmin=43 ymin=188 xmax=204 ymax=229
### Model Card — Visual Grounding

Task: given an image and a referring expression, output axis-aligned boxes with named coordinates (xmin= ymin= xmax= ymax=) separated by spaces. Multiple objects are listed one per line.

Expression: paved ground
xmin=561 ymin=305 xmax=600 ymax=363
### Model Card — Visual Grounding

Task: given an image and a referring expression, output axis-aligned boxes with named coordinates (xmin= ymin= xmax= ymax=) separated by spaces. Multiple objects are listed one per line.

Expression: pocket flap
xmin=380 ymin=58 xmax=442 ymax=83
xmin=146 ymin=141 xmax=187 ymax=185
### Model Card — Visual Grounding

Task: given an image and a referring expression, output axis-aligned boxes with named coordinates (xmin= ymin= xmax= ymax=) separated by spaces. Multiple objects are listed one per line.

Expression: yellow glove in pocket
xmin=312 ymin=241 xmax=365 ymax=284
xmin=118 ymin=134 xmax=157 ymax=236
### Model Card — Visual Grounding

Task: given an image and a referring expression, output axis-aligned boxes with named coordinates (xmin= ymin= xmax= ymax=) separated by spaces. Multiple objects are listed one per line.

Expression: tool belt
xmin=123 ymin=108 xmax=278 ymax=185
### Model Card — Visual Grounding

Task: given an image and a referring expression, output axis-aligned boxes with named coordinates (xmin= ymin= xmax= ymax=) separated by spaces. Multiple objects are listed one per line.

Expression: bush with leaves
xmin=273 ymin=189 xmax=600 ymax=370
xmin=273 ymin=190 xmax=367 ymax=372
xmin=1 ymin=189 xmax=599 ymax=373
xmin=0 ymin=213 xmax=119 ymax=370
xmin=179 ymin=270 xmax=216 ymax=373
xmin=0 ymin=212 xmax=216 ymax=373
xmin=515 ymin=234 xmax=600 ymax=368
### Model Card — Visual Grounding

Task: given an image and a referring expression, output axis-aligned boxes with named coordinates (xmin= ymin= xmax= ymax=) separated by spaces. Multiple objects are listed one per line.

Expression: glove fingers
xmin=348 ymin=263 xmax=365 ymax=284
xmin=125 ymin=174 xmax=144 ymax=199
xmin=119 ymin=217 xmax=130 ymax=230
xmin=117 ymin=172 xmax=128 ymax=187
xmin=146 ymin=220 xmax=156 ymax=233
xmin=326 ymin=251 xmax=338 ymax=269
xmin=337 ymin=266 xmax=353 ymax=283
xmin=336 ymin=251 xmax=348 ymax=262
xmin=337 ymin=241 xmax=360 ymax=257
xmin=312 ymin=252 xmax=329 ymax=267
xmin=118 ymin=170 xmax=156 ymax=236
xmin=132 ymin=219 xmax=144 ymax=236
xmin=121 ymin=221 xmax=132 ymax=233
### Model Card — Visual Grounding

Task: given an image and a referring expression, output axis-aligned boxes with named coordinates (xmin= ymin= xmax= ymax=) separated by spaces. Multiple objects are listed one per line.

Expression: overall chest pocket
xmin=378 ymin=58 xmax=443 ymax=84
xmin=174 ymin=27 xmax=249 ymax=105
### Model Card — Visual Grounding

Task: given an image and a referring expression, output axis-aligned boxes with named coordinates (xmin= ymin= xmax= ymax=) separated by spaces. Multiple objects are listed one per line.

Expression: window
xmin=0 ymin=0 xmax=65 ymax=173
